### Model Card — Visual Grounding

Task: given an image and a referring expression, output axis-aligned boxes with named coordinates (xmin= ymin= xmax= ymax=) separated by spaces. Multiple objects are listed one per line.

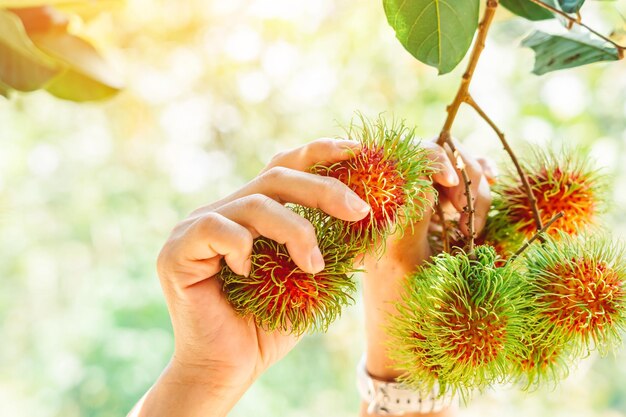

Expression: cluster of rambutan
xmin=391 ymin=147 xmax=626 ymax=400
xmin=220 ymin=116 xmax=434 ymax=335
xmin=219 ymin=114 xmax=625 ymax=401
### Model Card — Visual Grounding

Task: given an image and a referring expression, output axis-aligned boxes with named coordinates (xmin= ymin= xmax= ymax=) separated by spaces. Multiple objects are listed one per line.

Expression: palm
xmin=175 ymin=266 xmax=298 ymax=386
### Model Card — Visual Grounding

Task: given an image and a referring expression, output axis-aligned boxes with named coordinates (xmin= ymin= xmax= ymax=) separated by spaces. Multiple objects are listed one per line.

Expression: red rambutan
xmin=523 ymin=233 xmax=626 ymax=353
xmin=314 ymin=115 xmax=433 ymax=249
xmin=220 ymin=207 xmax=361 ymax=335
xmin=486 ymin=148 xmax=606 ymax=256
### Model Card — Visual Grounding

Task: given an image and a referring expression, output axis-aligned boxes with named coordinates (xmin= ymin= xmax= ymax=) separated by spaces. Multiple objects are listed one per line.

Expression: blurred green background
xmin=1 ymin=0 xmax=626 ymax=416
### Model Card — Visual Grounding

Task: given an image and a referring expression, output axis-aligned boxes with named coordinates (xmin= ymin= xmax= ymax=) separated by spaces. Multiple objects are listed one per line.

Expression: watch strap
xmin=356 ymin=356 xmax=456 ymax=415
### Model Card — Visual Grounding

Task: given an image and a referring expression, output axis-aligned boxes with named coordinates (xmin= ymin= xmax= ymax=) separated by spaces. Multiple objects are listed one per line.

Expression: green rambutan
xmin=220 ymin=206 xmax=362 ymax=335
xmin=509 ymin=313 xmax=572 ymax=389
xmin=389 ymin=246 xmax=528 ymax=399
xmin=522 ymin=233 xmax=626 ymax=354
xmin=314 ymin=115 xmax=433 ymax=249
xmin=486 ymin=148 xmax=606 ymax=256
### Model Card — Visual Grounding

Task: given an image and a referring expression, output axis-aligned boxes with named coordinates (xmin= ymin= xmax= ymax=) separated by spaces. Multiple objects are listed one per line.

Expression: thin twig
xmin=528 ymin=0 xmax=626 ymax=54
xmin=464 ymin=95 xmax=545 ymax=239
xmin=437 ymin=0 xmax=500 ymax=144
xmin=440 ymin=132 xmax=476 ymax=254
xmin=510 ymin=212 xmax=564 ymax=260
xmin=435 ymin=198 xmax=450 ymax=253
xmin=436 ymin=0 xmax=500 ymax=254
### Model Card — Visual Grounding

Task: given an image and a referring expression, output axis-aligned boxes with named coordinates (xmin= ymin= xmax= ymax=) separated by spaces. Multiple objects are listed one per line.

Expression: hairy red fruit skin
xmin=220 ymin=207 xmax=359 ymax=335
xmin=324 ymin=145 xmax=407 ymax=237
xmin=541 ymin=258 xmax=624 ymax=338
xmin=258 ymin=246 xmax=323 ymax=315
xmin=486 ymin=149 xmax=606 ymax=258
xmin=439 ymin=300 xmax=508 ymax=367
xmin=314 ymin=116 xmax=433 ymax=251
xmin=503 ymin=167 xmax=597 ymax=238
xmin=523 ymin=234 xmax=626 ymax=358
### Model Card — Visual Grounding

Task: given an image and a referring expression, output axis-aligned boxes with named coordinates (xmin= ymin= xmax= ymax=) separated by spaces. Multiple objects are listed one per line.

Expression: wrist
xmin=134 ymin=359 xmax=253 ymax=417
xmin=168 ymin=354 xmax=258 ymax=397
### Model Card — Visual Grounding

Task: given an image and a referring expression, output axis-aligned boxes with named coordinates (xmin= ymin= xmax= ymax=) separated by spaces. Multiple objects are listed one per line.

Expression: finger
xmin=261 ymin=138 xmax=361 ymax=173
xmin=160 ymin=213 xmax=254 ymax=286
xmin=251 ymin=167 xmax=370 ymax=220
xmin=477 ymin=157 xmax=498 ymax=185
xmin=423 ymin=141 xmax=459 ymax=187
xmin=216 ymin=194 xmax=325 ymax=274
xmin=196 ymin=166 xmax=371 ymax=221
xmin=197 ymin=138 xmax=363 ymax=214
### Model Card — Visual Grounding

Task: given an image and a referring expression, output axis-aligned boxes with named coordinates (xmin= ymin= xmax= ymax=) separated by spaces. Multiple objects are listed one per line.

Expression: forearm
xmin=361 ymin=228 xmax=432 ymax=380
xmin=129 ymin=361 xmax=251 ymax=417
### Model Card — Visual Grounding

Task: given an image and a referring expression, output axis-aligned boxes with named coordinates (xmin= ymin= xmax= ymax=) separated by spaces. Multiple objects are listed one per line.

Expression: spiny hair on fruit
xmin=485 ymin=147 xmax=606 ymax=257
xmin=522 ymin=232 xmax=626 ymax=355
xmin=388 ymin=245 xmax=529 ymax=400
xmin=314 ymin=114 xmax=434 ymax=250
xmin=220 ymin=206 xmax=363 ymax=335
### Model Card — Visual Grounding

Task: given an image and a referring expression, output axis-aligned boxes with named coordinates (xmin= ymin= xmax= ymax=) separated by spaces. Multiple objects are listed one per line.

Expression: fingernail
xmin=242 ymin=258 xmax=252 ymax=277
xmin=309 ymin=246 xmax=325 ymax=273
xmin=446 ymin=170 xmax=460 ymax=186
xmin=345 ymin=190 xmax=371 ymax=214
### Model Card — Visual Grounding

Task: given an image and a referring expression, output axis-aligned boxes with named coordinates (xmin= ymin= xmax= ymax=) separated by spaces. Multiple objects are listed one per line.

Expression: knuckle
xmin=311 ymin=138 xmax=336 ymax=151
xmin=319 ymin=175 xmax=345 ymax=193
xmin=268 ymin=151 xmax=286 ymax=166
xmin=240 ymin=230 xmax=254 ymax=249
xmin=197 ymin=212 xmax=222 ymax=233
xmin=261 ymin=165 xmax=290 ymax=182
xmin=304 ymin=138 xmax=335 ymax=158
xmin=244 ymin=193 xmax=273 ymax=211
xmin=293 ymin=219 xmax=317 ymax=243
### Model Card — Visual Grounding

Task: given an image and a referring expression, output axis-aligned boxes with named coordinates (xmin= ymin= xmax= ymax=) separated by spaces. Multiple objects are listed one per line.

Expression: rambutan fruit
xmin=314 ymin=115 xmax=433 ymax=249
xmin=523 ymin=233 xmax=626 ymax=354
xmin=389 ymin=246 xmax=528 ymax=399
xmin=509 ymin=314 xmax=572 ymax=389
xmin=486 ymin=148 xmax=606 ymax=256
xmin=220 ymin=206 xmax=361 ymax=335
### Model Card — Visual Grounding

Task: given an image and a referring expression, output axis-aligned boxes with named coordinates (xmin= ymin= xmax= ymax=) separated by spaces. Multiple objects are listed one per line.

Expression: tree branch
xmin=436 ymin=0 xmax=500 ymax=254
xmin=464 ymin=95 xmax=545 ymax=238
xmin=510 ymin=211 xmax=564 ymax=260
xmin=528 ymin=0 xmax=626 ymax=54
xmin=440 ymin=134 xmax=476 ymax=254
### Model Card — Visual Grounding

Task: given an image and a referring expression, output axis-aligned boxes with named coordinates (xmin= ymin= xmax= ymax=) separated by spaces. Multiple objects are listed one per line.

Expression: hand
xmin=131 ymin=139 xmax=371 ymax=417
xmin=359 ymin=140 xmax=493 ymax=417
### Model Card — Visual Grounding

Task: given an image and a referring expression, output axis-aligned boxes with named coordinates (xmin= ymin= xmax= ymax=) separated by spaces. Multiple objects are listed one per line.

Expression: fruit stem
xmin=437 ymin=0 xmax=500 ymax=253
xmin=435 ymin=199 xmax=451 ymax=253
xmin=509 ymin=211 xmax=564 ymax=261
xmin=440 ymin=132 xmax=476 ymax=254
xmin=464 ymin=95 xmax=545 ymax=237
xmin=527 ymin=0 xmax=626 ymax=53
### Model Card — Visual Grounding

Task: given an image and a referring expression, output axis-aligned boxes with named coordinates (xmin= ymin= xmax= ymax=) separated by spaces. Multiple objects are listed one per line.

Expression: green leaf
xmin=500 ymin=0 xmax=557 ymax=21
xmin=29 ymin=31 xmax=122 ymax=101
xmin=522 ymin=31 xmax=620 ymax=75
xmin=382 ymin=0 xmax=480 ymax=75
xmin=558 ymin=0 xmax=585 ymax=13
xmin=0 ymin=9 xmax=59 ymax=91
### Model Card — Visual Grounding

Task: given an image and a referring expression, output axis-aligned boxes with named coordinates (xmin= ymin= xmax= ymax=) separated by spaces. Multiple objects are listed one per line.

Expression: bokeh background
xmin=1 ymin=0 xmax=626 ymax=416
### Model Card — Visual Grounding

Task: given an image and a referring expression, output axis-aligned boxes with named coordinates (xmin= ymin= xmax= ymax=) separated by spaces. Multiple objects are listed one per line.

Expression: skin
xmin=128 ymin=138 xmax=493 ymax=417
